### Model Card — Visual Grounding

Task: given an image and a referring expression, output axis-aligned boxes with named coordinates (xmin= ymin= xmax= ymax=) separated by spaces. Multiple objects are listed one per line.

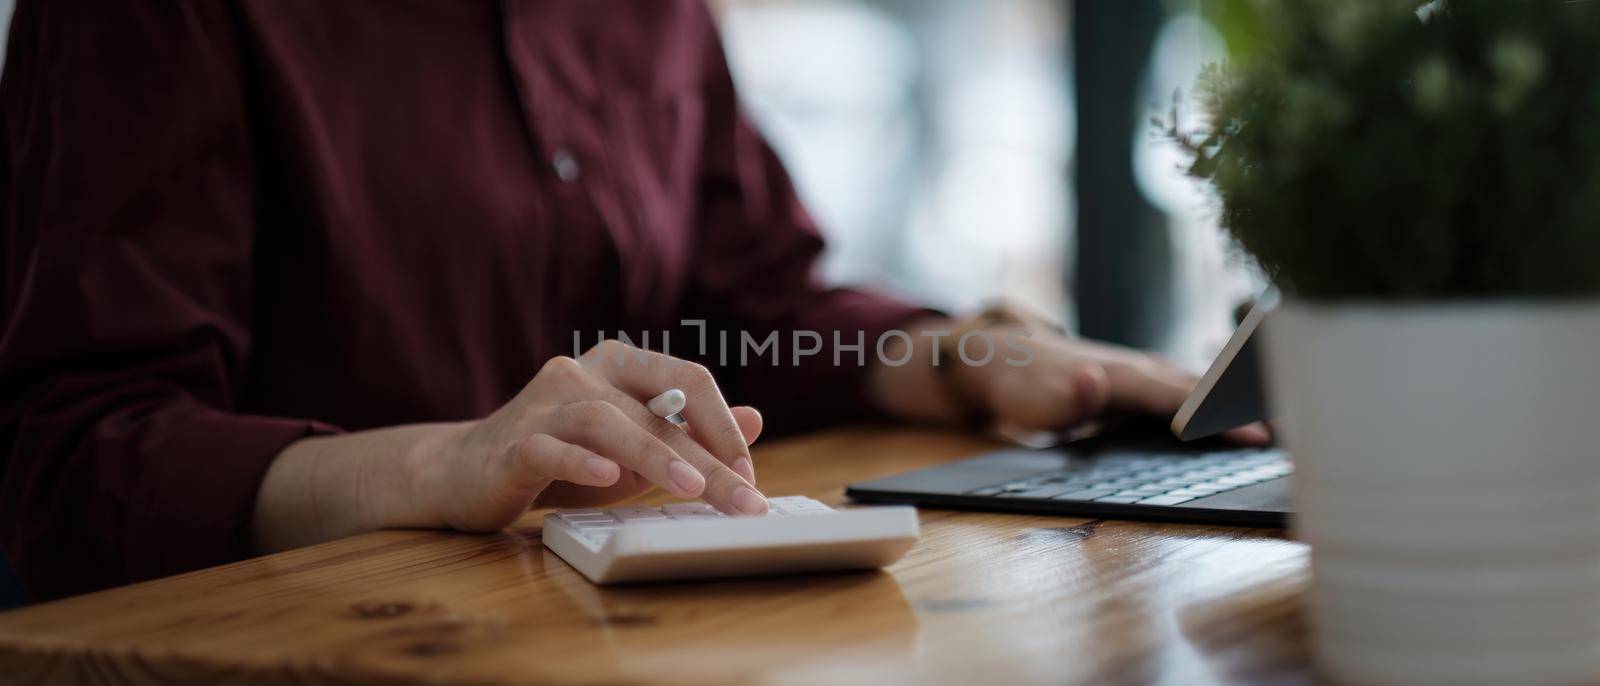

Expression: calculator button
xmin=611 ymin=506 xmax=668 ymax=521
xmin=771 ymin=495 xmax=832 ymax=508
xmin=772 ymin=500 xmax=831 ymax=515
xmin=663 ymin=502 xmax=716 ymax=515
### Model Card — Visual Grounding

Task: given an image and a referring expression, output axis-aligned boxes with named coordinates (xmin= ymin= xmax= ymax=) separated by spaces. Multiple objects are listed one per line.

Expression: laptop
xmin=846 ymin=292 xmax=1292 ymax=528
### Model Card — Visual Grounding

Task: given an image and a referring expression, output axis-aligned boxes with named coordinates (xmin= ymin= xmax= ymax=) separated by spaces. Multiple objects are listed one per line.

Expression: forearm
xmin=250 ymin=421 xmax=465 ymax=554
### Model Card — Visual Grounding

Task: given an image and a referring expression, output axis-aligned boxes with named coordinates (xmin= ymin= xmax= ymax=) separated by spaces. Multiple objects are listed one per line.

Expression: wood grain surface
xmin=0 ymin=428 xmax=1311 ymax=685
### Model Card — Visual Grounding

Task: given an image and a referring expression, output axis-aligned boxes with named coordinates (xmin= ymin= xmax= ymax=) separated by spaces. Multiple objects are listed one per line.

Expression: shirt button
xmin=551 ymin=147 xmax=581 ymax=182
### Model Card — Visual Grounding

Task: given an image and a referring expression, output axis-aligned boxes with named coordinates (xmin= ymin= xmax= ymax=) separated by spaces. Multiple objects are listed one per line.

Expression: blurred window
xmin=718 ymin=0 xmax=1259 ymax=368
xmin=1135 ymin=7 xmax=1265 ymax=368
xmin=1 ymin=0 xmax=13 ymax=70
xmin=719 ymin=0 xmax=1074 ymax=319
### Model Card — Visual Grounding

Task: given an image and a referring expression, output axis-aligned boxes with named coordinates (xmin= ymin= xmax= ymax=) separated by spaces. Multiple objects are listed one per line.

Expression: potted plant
xmin=1170 ymin=1 xmax=1600 ymax=684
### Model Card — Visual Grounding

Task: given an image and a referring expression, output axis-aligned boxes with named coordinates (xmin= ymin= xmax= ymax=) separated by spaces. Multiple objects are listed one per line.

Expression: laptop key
xmin=1137 ymin=495 xmax=1197 ymax=506
xmin=1093 ymin=495 xmax=1144 ymax=504
xmin=1055 ymin=488 xmax=1118 ymax=501
xmin=1013 ymin=484 xmax=1085 ymax=499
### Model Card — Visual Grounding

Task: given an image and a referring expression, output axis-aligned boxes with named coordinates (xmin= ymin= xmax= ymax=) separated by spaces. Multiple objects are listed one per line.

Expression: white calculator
xmin=541 ymin=496 xmax=920 ymax=584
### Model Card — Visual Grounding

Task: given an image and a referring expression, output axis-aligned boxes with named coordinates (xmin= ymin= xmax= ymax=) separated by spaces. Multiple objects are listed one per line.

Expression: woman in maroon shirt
xmin=0 ymin=0 xmax=1258 ymax=600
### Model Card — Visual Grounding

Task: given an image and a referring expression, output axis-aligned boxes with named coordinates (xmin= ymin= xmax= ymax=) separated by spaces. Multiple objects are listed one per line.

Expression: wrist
xmin=384 ymin=421 xmax=473 ymax=530
xmin=934 ymin=303 xmax=1064 ymax=428
xmin=935 ymin=335 xmax=996 ymax=429
xmin=869 ymin=316 xmax=967 ymax=425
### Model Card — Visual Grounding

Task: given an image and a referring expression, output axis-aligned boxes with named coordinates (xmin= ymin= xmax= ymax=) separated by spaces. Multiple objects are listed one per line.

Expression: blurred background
xmin=0 ymin=0 xmax=1262 ymax=366
xmin=709 ymin=0 xmax=1264 ymax=369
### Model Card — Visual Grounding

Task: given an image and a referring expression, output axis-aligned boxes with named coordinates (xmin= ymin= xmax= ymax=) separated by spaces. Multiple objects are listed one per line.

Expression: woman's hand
xmin=410 ymin=342 xmax=769 ymax=533
xmin=952 ymin=328 xmax=1270 ymax=443
xmin=252 ymin=341 xmax=767 ymax=554
xmin=869 ymin=316 xmax=1270 ymax=444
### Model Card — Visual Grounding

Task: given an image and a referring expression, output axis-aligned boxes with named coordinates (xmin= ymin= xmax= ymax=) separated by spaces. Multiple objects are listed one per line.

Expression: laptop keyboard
xmin=968 ymin=449 xmax=1290 ymax=506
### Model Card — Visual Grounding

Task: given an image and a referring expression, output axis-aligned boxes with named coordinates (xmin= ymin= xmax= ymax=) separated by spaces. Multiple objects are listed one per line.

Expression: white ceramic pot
xmin=1262 ymin=301 xmax=1600 ymax=686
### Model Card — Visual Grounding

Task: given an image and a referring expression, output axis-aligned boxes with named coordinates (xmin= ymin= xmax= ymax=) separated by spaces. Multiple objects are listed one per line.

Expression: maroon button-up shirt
xmin=0 ymin=0 xmax=926 ymax=599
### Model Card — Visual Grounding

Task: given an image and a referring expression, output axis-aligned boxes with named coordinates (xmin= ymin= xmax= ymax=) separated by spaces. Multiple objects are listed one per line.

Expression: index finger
xmin=581 ymin=341 xmax=755 ymax=483
xmin=597 ymin=387 xmax=768 ymax=516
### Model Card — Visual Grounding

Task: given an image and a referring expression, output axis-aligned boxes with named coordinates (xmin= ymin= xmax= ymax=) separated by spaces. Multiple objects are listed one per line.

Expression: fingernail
xmin=732 ymin=456 xmax=756 ymax=483
xmin=584 ymin=457 xmax=617 ymax=482
xmin=732 ymin=486 xmax=768 ymax=516
xmin=668 ymin=461 xmax=705 ymax=496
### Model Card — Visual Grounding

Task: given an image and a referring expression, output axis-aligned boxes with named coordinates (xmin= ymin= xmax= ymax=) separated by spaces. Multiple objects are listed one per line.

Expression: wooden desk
xmin=0 ymin=429 xmax=1311 ymax=685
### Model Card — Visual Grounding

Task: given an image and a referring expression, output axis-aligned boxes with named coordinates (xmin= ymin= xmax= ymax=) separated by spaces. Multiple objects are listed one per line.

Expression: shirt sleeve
xmin=683 ymin=4 xmax=939 ymax=435
xmin=0 ymin=0 xmax=336 ymax=600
